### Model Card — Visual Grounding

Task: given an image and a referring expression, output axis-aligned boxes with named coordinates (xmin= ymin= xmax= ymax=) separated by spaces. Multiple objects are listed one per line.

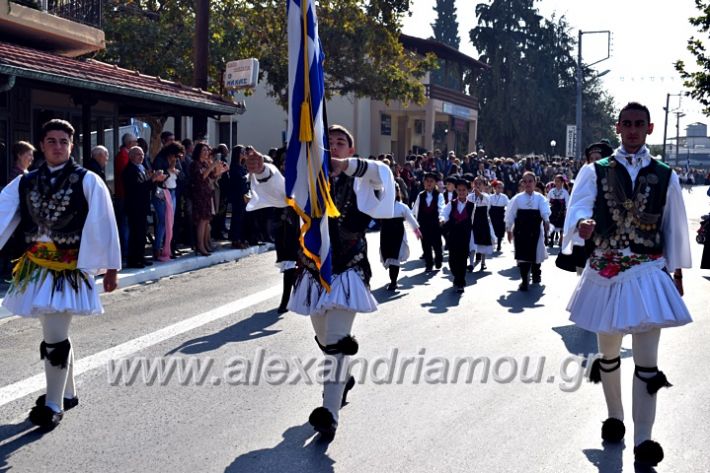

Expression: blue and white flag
xmin=286 ymin=0 xmax=339 ymax=290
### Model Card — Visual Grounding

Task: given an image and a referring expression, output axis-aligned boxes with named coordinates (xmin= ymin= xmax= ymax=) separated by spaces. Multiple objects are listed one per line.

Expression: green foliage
xmin=675 ymin=0 xmax=710 ymax=115
xmin=469 ymin=0 xmax=616 ymax=156
xmin=431 ymin=0 xmax=460 ymax=49
xmin=97 ymin=0 xmax=435 ymax=110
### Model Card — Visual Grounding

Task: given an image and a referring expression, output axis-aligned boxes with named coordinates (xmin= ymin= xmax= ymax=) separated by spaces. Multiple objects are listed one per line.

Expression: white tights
xmin=597 ymin=328 xmax=661 ymax=446
xmin=39 ymin=313 xmax=75 ymax=412
xmin=310 ymin=308 xmax=356 ymax=424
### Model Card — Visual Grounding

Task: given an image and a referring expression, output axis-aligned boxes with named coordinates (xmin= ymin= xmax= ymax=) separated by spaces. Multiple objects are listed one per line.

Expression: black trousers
xmin=448 ymin=243 xmax=468 ymax=287
xmin=421 ymin=227 xmax=442 ymax=268
xmin=127 ymin=211 xmax=148 ymax=264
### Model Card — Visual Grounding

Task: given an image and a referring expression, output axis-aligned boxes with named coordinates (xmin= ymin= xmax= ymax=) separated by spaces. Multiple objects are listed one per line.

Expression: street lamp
xmin=576 ymin=30 xmax=611 ymax=162
xmin=550 ymin=140 xmax=557 ymax=158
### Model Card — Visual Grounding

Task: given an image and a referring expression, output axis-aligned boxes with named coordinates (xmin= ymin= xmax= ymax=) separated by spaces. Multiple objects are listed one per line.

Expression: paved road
xmin=0 ymin=187 xmax=708 ymax=473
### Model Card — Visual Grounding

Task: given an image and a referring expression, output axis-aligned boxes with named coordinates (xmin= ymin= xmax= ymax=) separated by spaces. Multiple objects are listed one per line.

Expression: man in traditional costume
xmin=245 ymin=124 xmax=394 ymax=440
xmin=505 ymin=172 xmax=551 ymax=291
xmin=0 ymin=119 xmax=121 ymax=430
xmin=562 ymin=102 xmax=692 ymax=467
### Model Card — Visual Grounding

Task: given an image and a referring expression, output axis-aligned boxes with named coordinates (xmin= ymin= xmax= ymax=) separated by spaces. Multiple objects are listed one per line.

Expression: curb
xmin=0 ymin=243 xmax=274 ymax=322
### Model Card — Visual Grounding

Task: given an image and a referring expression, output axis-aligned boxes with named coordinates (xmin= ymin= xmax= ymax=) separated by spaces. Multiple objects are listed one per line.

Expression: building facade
xmin=229 ymin=35 xmax=488 ymax=161
xmin=0 ymin=0 xmax=237 ymax=187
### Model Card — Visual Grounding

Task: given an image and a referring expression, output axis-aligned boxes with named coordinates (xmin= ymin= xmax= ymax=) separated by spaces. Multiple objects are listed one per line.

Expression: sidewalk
xmin=0 ymin=242 xmax=274 ymax=321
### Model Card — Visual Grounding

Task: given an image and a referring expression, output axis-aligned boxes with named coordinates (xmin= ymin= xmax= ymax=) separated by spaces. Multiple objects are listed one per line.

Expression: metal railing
xmin=12 ymin=0 xmax=102 ymax=29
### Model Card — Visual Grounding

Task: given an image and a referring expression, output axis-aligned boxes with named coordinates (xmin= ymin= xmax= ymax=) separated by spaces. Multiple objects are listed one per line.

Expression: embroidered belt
xmin=10 ymin=242 xmax=83 ymax=295
xmin=589 ymin=250 xmax=662 ymax=279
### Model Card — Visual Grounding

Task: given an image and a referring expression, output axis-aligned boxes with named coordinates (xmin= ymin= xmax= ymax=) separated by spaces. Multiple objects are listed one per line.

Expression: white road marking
xmin=0 ymin=285 xmax=280 ymax=408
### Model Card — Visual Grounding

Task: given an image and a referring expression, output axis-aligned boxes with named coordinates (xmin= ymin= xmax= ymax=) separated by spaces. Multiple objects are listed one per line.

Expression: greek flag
xmin=286 ymin=0 xmax=340 ymax=290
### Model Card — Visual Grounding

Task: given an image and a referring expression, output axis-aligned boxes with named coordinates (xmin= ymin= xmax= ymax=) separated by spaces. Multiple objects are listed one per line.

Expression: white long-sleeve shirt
xmin=0 ymin=170 xmax=122 ymax=275
xmin=247 ymin=158 xmax=395 ymax=219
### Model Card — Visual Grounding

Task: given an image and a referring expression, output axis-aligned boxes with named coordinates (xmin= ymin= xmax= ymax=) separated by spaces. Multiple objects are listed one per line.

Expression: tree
xmin=468 ymin=0 xmax=616 ymax=156
xmin=431 ymin=0 xmax=460 ymax=49
xmin=97 ymin=0 xmax=436 ymax=112
xmin=675 ymin=0 xmax=710 ymax=115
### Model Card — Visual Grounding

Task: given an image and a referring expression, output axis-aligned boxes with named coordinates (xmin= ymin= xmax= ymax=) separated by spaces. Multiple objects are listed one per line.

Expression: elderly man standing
xmin=0 ymin=119 xmax=121 ymax=430
xmin=123 ymin=146 xmax=166 ymax=268
xmin=114 ymin=133 xmax=138 ymax=259
xmin=85 ymin=145 xmax=109 ymax=182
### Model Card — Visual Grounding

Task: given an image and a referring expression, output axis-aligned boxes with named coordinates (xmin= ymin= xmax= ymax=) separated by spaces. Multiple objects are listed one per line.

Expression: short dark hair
xmin=41 ymin=119 xmax=74 ymax=140
xmin=328 ymin=124 xmax=354 ymax=148
xmin=181 ymin=138 xmax=193 ymax=149
xmin=162 ymin=142 xmax=185 ymax=158
xmin=160 ymin=131 xmax=175 ymax=142
xmin=618 ymin=102 xmax=651 ymax=123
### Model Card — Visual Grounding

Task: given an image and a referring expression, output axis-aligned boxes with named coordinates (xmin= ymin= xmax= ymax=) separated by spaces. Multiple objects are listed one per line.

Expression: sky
xmin=402 ymin=0 xmax=708 ymax=145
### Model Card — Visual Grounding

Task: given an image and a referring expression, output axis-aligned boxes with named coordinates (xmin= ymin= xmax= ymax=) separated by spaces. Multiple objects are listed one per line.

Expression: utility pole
xmin=575 ymin=30 xmax=611 ymax=162
xmin=193 ymin=0 xmax=209 ymax=140
xmin=662 ymin=92 xmax=681 ymax=162
xmin=575 ymin=30 xmax=583 ymax=163
xmin=675 ymin=110 xmax=686 ymax=168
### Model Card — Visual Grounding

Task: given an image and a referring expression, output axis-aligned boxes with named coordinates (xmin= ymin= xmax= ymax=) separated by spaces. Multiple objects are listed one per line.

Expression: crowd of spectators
xmin=2 ymin=134 xmax=710 ymax=275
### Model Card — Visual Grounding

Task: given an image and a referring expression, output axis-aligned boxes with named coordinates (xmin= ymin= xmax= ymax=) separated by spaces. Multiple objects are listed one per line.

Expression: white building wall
xmin=232 ymin=83 xmax=288 ymax=152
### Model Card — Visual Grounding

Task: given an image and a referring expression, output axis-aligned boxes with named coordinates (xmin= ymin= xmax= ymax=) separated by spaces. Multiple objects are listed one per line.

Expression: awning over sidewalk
xmin=0 ymin=41 xmax=238 ymax=115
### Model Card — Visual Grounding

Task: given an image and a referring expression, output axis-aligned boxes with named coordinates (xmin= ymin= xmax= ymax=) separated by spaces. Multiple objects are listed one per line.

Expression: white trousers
xmin=310 ymin=308 xmax=356 ymax=424
xmin=597 ymin=328 xmax=661 ymax=446
xmin=39 ymin=312 xmax=76 ymax=411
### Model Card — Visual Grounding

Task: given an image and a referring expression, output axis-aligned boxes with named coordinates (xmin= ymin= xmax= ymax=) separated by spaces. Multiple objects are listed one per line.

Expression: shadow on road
xmin=552 ymin=324 xmax=632 ymax=363
xmin=166 ymin=309 xmax=283 ymax=355
xmin=583 ymin=440 xmax=625 ymax=473
xmin=0 ymin=421 xmax=44 ymax=472
xmin=496 ymin=285 xmax=545 ymax=313
xmin=224 ymin=422 xmax=333 ymax=473
xmin=497 ymin=266 xmax=520 ymax=280
xmin=421 ymin=286 xmax=462 ymax=314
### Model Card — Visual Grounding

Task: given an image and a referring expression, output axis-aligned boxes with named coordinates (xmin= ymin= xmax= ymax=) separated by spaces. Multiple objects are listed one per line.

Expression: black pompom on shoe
xmin=634 ymin=440 xmax=664 ymax=467
xmin=28 ymin=405 xmax=63 ymax=431
xmin=601 ymin=417 xmax=625 ymax=443
xmin=36 ymin=394 xmax=79 ymax=411
xmin=341 ymin=376 xmax=356 ymax=407
xmin=309 ymin=407 xmax=337 ymax=440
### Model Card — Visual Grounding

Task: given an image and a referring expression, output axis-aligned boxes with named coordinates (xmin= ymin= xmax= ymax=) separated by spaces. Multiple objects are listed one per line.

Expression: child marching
xmin=489 ymin=180 xmax=509 ymax=252
xmin=505 ymin=172 xmax=551 ymax=291
xmin=468 ymin=176 xmax=496 ymax=271
xmin=380 ymin=184 xmax=421 ymax=291
xmin=441 ymin=178 xmax=475 ymax=293
xmin=547 ymin=174 xmax=570 ymax=248
xmin=413 ymin=172 xmax=445 ymax=272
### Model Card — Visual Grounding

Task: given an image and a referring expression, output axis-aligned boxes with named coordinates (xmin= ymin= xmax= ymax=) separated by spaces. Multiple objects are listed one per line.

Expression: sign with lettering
xmin=225 ymin=59 xmax=259 ymax=89
xmin=566 ymin=125 xmax=577 ymax=158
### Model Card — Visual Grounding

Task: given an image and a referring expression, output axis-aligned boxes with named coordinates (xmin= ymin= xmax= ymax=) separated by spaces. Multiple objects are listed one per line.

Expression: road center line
xmin=0 ymin=285 xmax=280 ymax=408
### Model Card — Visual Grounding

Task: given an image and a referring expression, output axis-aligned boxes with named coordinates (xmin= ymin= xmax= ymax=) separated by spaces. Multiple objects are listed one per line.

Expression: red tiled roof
xmin=0 ymin=41 xmax=237 ymax=114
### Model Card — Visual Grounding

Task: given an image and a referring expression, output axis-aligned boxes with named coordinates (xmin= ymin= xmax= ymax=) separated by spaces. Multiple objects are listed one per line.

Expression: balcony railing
xmin=12 ymin=0 xmax=102 ymax=29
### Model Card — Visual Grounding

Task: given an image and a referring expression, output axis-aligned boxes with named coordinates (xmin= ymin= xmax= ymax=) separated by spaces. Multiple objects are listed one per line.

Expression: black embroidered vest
xmin=592 ymin=157 xmax=671 ymax=254
xmin=327 ymin=174 xmax=372 ymax=280
xmin=417 ymin=190 xmax=440 ymax=227
xmin=18 ymin=159 xmax=89 ymax=250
